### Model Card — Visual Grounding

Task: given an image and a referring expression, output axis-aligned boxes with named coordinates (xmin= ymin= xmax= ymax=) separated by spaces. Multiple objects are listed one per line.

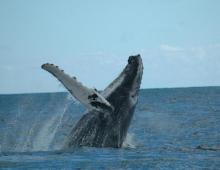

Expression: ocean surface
xmin=0 ymin=87 xmax=219 ymax=169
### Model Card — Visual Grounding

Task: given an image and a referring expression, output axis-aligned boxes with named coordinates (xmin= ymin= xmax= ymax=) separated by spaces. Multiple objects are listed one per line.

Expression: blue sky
xmin=0 ymin=0 xmax=220 ymax=93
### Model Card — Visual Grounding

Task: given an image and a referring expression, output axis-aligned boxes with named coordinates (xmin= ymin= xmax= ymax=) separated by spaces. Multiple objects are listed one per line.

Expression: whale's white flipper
xmin=41 ymin=63 xmax=113 ymax=111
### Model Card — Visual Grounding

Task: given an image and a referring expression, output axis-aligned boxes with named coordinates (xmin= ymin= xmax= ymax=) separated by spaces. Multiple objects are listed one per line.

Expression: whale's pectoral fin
xmin=41 ymin=63 xmax=114 ymax=111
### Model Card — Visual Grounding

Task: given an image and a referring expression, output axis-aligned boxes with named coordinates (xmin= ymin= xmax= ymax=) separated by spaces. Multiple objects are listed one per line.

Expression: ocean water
xmin=0 ymin=87 xmax=219 ymax=169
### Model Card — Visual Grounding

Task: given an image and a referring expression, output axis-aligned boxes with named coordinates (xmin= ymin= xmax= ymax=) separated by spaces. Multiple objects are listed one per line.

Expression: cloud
xmin=209 ymin=43 xmax=220 ymax=48
xmin=158 ymin=43 xmax=220 ymax=61
xmin=160 ymin=44 xmax=184 ymax=52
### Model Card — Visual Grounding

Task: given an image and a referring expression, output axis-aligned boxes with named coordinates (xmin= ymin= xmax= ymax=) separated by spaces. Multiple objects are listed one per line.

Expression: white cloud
xmin=160 ymin=44 xmax=184 ymax=52
xmin=208 ymin=43 xmax=220 ymax=49
xmin=158 ymin=44 xmax=220 ymax=61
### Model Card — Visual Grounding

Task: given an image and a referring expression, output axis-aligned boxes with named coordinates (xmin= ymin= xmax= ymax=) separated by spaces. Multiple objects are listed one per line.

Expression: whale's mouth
xmin=126 ymin=54 xmax=143 ymax=77
xmin=128 ymin=54 xmax=142 ymax=65
xmin=128 ymin=54 xmax=143 ymax=72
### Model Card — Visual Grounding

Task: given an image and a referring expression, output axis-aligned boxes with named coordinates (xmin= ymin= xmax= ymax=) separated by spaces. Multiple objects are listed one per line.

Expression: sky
xmin=0 ymin=0 xmax=220 ymax=94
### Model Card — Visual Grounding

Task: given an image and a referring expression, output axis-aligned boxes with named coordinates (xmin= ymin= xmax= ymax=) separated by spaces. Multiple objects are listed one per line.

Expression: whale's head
xmin=125 ymin=54 xmax=143 ymax=102
xmin=101 ymin=54 xmax=143 ymax=147
xmin=103 ymin=54 xmax=143 ymax=105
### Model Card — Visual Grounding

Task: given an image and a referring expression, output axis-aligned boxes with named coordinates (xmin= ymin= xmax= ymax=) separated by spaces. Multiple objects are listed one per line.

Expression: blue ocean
xmin=0 ymin=87 xmax=219 ymax=169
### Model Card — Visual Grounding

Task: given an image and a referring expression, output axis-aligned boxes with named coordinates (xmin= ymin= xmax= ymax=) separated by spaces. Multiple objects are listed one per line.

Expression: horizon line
xmin=0 ymin=85 xmax=219 ymax=95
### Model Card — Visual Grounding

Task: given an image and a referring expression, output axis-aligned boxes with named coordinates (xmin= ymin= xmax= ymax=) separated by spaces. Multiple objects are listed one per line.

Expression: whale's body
xmin=42 ymin=55 xmax=143 ymax=148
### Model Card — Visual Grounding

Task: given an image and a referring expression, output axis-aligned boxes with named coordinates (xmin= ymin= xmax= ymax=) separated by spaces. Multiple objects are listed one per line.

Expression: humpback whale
xmin=41 ymin=54 xmax=143 ymax=148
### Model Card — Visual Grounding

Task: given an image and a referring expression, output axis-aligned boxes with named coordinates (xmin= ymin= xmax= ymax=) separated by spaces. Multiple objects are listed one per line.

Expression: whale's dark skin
xmin=42 ymin=55 xmax=143 ymax=148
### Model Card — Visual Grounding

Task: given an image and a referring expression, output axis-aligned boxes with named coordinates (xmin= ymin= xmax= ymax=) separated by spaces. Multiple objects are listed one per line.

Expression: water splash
xmin=21 ymin=123 xmax=36 ymax=151
xmin=122 ymin=133 xmax=136 ymax=149
xmin=32 ymin=101 xmax=69 ymax=151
